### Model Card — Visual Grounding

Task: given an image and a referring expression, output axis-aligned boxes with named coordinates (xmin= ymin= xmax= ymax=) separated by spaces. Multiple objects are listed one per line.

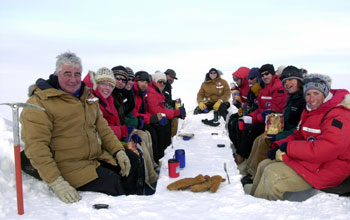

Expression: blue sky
xmin=0 ymin=0 xmax=350 ymax=119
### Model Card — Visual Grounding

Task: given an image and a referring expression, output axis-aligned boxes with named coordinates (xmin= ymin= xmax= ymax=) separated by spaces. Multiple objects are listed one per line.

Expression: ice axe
xmin=0 ymin=102 xmax=45 ymax=215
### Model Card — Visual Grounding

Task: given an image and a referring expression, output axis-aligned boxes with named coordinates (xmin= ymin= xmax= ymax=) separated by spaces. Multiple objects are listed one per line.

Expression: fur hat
xmin=165 ymin=69 xmax=178 ymax=80
xmin=248 ymin=67 xmax=260 ymax=79
xmin=135 ymin=71 xmax=151 ymax=83
xmin=260 ymin=64 xmax=275 ymax=75
xmin=280 ymin=66 xmax=304 ymax=85
xmin=90 ymin=67 xmax=115 ymax=90
xmin=303 ymin=73 xmax=332 ymax=97
xmin=152 ymin=70 xmax=166 ymax=83
xmin=111 ymin=65 xmax=128 ymax=79
xmin=275 ymin=65 xmax=286 ymax=75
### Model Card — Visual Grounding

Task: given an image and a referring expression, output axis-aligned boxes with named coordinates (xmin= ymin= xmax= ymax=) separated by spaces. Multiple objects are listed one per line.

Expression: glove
xmin=241 ymin=116 xmax=252 ymax=124
xmin=48 ymin=176 xmax=81 ymax=203
xmin=261 ymin=110 xmax=273 ymax=123
xmin=159 ymin=114 xmax=167 ymax=125
xmin=266 ymin=134 xmax=276 ymax=142
xmin=267 ymin=147 xmax=279 ymax=160
xmin=251 ymin=83 xmax=262 ymax=96
xmin=233 ymin=101 xmax=242 ymax=109
xmin=213 ymin=100 xmax=222 ymax=111
xmin=275 ymin=149 xmax=286 ymax=162
xmin=279 ymin=142 xmax=288 ymax=153
xmin=131 ymin=134 xmax=142 ymax=144
xmin=179 ymin=105 xmax=186 ymax=119
xmin=199 ymin=102 xmax=207 ymax=111
xmin=126 ymin=126 xmax=134 ymax=136
xmin=237 ymin=107 xmax=243 ymax=117
xmin=137 ymin=116 xmax=144 ymax=129
xmin=115 ymin=150 xmax=131 ymax=177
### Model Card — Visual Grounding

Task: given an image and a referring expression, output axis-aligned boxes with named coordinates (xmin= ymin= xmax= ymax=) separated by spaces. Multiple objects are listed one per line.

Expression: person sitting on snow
xmin=147 ymin=70 xmax=186 ymax=159
xmin=247 ymin=73 xmax=350 ymax=200
xmin=20 ymin=52 xmax=137 ymax=203
xmin=233 ymin=64 xmax=288 ymax=165
xmin=194 ymin=68 xmax=231 ymax=126
xmin=241 ymin=66 xmax=306 ymax=186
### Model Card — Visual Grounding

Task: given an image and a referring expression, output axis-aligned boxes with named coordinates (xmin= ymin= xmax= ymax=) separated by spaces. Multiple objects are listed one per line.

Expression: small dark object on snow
xmin=93 ymin=204 xmax=109 ymax=209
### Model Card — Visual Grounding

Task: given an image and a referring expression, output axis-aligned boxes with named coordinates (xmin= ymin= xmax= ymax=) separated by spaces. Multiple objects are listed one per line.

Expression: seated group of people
xmin=195 ymin=64 xmax=350 ymax=200
xmin=20 ymin=52 xmax=186 ymax=203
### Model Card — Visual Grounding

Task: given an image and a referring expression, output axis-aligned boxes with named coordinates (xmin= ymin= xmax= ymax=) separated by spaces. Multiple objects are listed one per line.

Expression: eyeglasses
xmin=114 ymin=75 xmax=127 ymax=83
xmin=157 ymin=80 xmax=166 ymax=85
xmin=261 ymin=71 xmax=270 ymax=77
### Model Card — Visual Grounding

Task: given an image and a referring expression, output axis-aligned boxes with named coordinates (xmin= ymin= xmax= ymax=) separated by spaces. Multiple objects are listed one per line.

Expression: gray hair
xmin=55 ymin=52 xmax=82 ymax=74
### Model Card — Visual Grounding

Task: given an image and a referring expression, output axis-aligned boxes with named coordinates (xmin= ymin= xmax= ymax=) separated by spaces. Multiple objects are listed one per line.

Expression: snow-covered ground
xmin=0 ymin=104 xmax=350 ymax=219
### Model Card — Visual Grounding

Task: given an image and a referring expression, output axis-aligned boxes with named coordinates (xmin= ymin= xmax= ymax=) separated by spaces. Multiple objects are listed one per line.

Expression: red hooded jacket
xmin=275 ymin=89 xmax=350 ymax=189
xmin=132 ymin=81 xmax=154 ymax=124
xmin=232 ymin=67 xmax=250 ymax=103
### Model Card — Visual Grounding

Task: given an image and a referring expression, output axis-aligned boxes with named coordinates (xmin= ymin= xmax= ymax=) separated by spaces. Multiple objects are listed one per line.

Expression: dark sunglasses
xmin=128 ymin=78 xmax=135 ymax=82
xmin=157 ymin=80 xmax=166 ymax=85
xmin=210 ymin=71 xmax=218 ymax=74
xmin=261 ymin=71 xmax=271 ymax=77
xmin=114 ymin=75 xmax=127 ymax=83
xmin=248 ymin=77 xmax=255 ymax=80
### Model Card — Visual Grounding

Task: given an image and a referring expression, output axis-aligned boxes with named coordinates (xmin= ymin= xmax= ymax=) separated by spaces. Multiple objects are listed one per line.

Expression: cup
xmin=238 ymin=119 xmax=245 ymax=130
xmin=203 ymin=108 xmax=209 ymax=113
xmin=159 ymin=113 xmax=167 ymax=125
xmin=174 ymin=149 xmax=185 ymax=168
xmin=213 ymin=110 xmax=219 ymax=122
xmin=168 ymin=158 xmax=180 ymax=178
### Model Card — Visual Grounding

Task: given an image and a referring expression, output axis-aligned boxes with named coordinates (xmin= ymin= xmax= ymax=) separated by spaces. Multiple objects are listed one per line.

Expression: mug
xmin=168 ymin=158 xmax=180 ymax=178
xmin=174 ymin=149 xmax=185 ymax=168
xmin=238 ymin=119 xmax=245 ymax=130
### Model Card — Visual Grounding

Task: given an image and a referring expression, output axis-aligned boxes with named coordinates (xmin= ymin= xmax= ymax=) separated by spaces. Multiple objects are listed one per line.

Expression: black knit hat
xmin=260 ymin=64 xmax=275 ymax=75
xmin=111 ymin=65 xmax=128 ymax=79
xmin=280 ymin=66 xmax=304 ymax=85
xmin=135 ymin=71 xmax=151 ymax=83
xmin=125 ymin=67 xmax=135 ymax=79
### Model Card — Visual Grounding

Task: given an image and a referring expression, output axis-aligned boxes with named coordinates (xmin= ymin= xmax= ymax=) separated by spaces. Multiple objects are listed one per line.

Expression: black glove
xmin=266 ymin=134 xmax=277 ymax=142
xmin=267 ymin=147 xmax=279 ymax=160
xmin=261 ymin=110 xmax=274 ymax=122
xmin=137 ymin=116 xmax=144 ymax=129
xmin=131 ymin=134 xmax=142 ymax=144
xmin=179 ymin=105 xmax=186 ymax=119
xmin=279 ymin=142 xmax=288 ymax=153
xmin=150 ymin=114 xmax=159 ymax=124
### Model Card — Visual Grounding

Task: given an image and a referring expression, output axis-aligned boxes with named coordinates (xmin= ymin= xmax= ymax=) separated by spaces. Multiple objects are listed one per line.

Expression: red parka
xmin=249 ymin=75 xmax=288 ymax=123
xmin=275 ymin=89 xmax=350 ymax=189
xmin=232 ymin=67 xmax=250 ymax=103
xmin=132 ymin=82 xmax=154 ymax=124
xmin=147 ymin=81 xmax=180 ymax=119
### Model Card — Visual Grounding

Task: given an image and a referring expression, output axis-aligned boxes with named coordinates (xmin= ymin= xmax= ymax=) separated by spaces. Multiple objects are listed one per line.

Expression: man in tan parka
xmin=20 ymin=52 xmax=135 ymax=203
xmin=195 ymin=68 xmax=231 ymax=125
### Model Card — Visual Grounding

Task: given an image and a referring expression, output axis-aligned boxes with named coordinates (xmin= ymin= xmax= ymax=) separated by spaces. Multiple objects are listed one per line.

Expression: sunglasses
xmin=114 ymin=75 xmax=127 ymax=83
xmin=128 ymin=78 xmax=135 ymax=82
xmin=261 ymin=71 xmax=271 ymax=77
xmin=157 ymin=80 xmax=166 ymax=85
xmin=210 ymin=71 xmax=218 ymax=74
xmin=248 ymin=77 xmax=255 ymax=80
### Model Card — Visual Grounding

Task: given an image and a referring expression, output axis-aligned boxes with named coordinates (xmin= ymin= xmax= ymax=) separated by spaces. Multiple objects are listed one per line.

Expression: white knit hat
xmin=90 ymin=67 xmax=116 ymax=90
xmin=152 ymin=70 xmax=166 ymax=83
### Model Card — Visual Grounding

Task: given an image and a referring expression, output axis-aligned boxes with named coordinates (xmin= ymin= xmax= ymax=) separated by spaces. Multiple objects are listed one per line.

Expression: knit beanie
xmin=90 ymin=67 xmax=116 ymax=90
xmin=111 ymin=65 xmax=128 ymax=79
xmin=135 ymin=71 xmax=151 ymax=83
xmin=152 ymin=70 xmax=166 ymax=83
xmin=280 ymin=66 xmax=304 ymax=85
xmin=260 ymin=64 xmax=275 ymax=75
xmin=303 ymin=73 xmax=332 ymax=97
xmin=248 ymin=67 xmax=260 ymax=79
xmin=126 ymin=67 xmax=135 ymax=79
xmin=276 ymin=65 xmax=286 ymax=75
